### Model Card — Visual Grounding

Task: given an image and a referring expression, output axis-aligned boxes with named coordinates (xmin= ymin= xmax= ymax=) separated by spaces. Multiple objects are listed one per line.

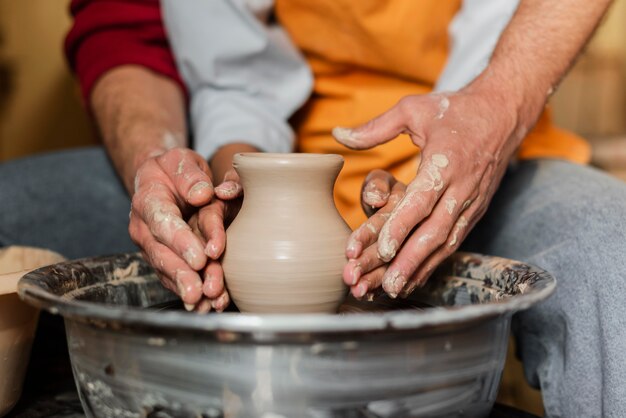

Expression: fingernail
xmin=221 ymin=186 xmax=237 ymax=197
xmin=346 ymin=239 xmax=362 ymax=258
xmin=176 ymin=270 xmax=201 ymax=300
xmin=188 ymin=181 xmax=211 ymax=201
xmin=204 ymin=276 xmax=221 ymax=295
xmin=351 ymin=265 xmax=362 ymax=286
xmin=212 ymin=292 xmax=229 ymax=312
xmin=332 ymin=126 xmax=355 ymax=140
xmin=383 ymin=270 xmax=405 ymax=299
xmin=399 ymin=282 xmax=415 ymax=298
xmin=332 ymin=127 xmax=359 ymax=146
xmin=205 ymin=242 xmax=220 ymax=259
xmin=378 ymin=239 xmax=398 ymax=262
xmin=184 ymin=303 xmax=195 ymax=311
xmin=364 ymin=190 xmax=387 ymax=205
xmin=196 ymin=299 xmax=212 ymax=314
xmin=352 ymin=282 xmax=368 ymax=299
xmin=400 ymin=281 xmax=421 ymax=298
xmin=364 ymin=182 xmax=389 ymax=206
xmin=216 ymin=181 xmax=238 ymax=197
xmin=182 ymin=247 xmax=198 ymax=266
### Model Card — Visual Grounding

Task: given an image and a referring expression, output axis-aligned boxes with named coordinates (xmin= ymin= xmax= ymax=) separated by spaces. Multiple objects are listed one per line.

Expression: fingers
xmin=133 ymin=218 xmax=203 ymax=307
xmin=343 ymin=244 xmax=386 ymax=286
xmin=400 ymin=203 xmax=487 ymax=298
xmin=332 ymin=97 xmax=418 ymax=150
xmin=380 ymin=188 xmax=464 ymax=298
xmin=194 ymin=298 xmax=213 ymax=314
xmin=346 ymin=212 xmax=389 ymax=260
xmin=202 ymin=260 xmax=224 ymax=298
xmin=193 ymin=290 xmax=230 ymax=314
xmin=193 ymin=261 xmax=230 ymax=314
xmin=345 ymin=176 xmax=407 ymax=287
xmin=361 ymin=169 xmax=395 ymax=217
xmin=192 ymin=291 xmax=229 ymax=313
xmin=197 ymin=200 xmax=227 ymax=259
xmin=347 ymin=179 xmax=406 ymax=259
xmin=155 ymin=148 xmax=214 ymax=206
xmin=130 ymin=148 xmax=240 ymax=313
xmin=350 ymin=265 xmax=387 ymax=299
xmin=214 ymin=168 xmax=243 ymax=200
xmin=211 ymin=291 xmax=230 ymax=312
xmin=376 ymin=153 xmax=450 ymax=262
xmin=132 ymin=183 xmax=207 ymax=270
xmin=377 ymin=154 xmax=487 ymax=298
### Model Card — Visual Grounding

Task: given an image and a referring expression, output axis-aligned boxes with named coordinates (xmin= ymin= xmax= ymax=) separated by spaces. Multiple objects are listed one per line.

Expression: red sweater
xmin=64 ymin=0 xmax=185 ymax=105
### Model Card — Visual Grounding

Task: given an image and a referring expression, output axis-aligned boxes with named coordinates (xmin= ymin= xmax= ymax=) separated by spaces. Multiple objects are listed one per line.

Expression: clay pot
xmin=222 ymin=153 xmax=351 ymax=313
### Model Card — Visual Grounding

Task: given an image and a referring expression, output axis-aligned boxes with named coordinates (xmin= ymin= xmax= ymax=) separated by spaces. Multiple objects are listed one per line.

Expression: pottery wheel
xmin=18 ymin=252 xmax=556 ymax=418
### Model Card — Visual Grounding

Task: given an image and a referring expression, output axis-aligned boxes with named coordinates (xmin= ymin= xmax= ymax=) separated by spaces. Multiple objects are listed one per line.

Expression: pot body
xmin=222 ymin=153 xmax=352 ymax=313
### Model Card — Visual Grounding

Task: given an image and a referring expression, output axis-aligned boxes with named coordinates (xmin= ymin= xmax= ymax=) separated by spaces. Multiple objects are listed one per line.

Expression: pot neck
xmin=233 ymin=153 xmax=343 ymax=208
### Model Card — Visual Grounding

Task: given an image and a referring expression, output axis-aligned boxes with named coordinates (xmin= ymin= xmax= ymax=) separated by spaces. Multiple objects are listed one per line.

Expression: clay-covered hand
xmin=343 ymin=170 xmax=407 ymax=300
xmin=334 ymin=89 xmax=520 ymax=298
xmin=129 ymin=148 xmax=215 ymax=309
xmin=186 ymin=168 xmax=243 ymax=313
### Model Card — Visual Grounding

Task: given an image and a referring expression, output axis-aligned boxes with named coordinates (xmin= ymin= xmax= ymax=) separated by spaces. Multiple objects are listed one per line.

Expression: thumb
xmin=214 ymin=168 xmax=242 ymax=200
xmin=332 ymin=102 xmax=408 ymax=150
xmin=155 ymin=149 xmax=214 ymax=207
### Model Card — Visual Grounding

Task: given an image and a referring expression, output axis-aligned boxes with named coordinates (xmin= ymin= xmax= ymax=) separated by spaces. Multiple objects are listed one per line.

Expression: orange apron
xmin=275 ymin=0 xmax=590 ymax=228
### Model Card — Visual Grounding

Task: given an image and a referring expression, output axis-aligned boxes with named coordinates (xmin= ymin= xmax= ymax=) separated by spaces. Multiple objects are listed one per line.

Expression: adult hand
xmin=129 ymin=147 xmax=214 ymax=309
xmin=187 ymin=168 xmax=243 ymax=313
xmin=334 ymin=87 xmax=521 ymax=298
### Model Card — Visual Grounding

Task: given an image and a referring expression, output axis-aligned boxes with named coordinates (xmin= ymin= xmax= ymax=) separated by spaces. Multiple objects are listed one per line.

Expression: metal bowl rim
xmin=18 ymin=252 xmax=556 ymax=334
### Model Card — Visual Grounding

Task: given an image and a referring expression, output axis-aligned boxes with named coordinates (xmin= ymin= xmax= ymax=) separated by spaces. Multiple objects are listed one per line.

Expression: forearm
xmin=91 ymin=65 xmax=187 ymax=194
xmin=469 ymin=0 xmax=613 ymax=136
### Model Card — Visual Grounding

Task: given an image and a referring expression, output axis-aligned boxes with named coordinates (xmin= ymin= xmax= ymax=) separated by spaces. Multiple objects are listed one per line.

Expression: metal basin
xmin=18 ymin=252 xmax=555 ymax=418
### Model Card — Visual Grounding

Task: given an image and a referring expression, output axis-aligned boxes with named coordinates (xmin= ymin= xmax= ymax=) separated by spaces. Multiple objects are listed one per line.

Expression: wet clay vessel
xmin=222 ymin=153 xmax=352 ymax=313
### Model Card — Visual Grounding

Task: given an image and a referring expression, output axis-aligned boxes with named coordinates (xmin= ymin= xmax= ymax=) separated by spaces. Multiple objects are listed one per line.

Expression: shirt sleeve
xmin=160 ymin=0 xmax=313 ymax=160
xmin=435 ymin=0 xmax=520 ymax=92
xmin=64 ymin=0 xmax=186 ymax=106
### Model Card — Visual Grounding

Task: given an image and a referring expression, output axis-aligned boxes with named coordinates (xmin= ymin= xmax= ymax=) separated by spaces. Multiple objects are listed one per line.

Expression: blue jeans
xmin=1 ymin=147 xmax=625 ymax=417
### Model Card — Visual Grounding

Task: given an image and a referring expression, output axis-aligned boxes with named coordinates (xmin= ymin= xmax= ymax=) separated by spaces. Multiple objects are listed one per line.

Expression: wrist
xmin=91 ymin=66 xmax=188 ymax=195
xmin=121 ymin=128 xmax=185 ymax=195
xmin=464 ymin=65 xmax=548 ymax=145
xmin=130 ymin=129 xmax=184 ymax=169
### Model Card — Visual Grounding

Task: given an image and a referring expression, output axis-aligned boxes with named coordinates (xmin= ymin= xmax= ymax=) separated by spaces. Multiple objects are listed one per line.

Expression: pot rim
xmin=17 ymin=252 xmax=556 ymax=335
xmin=233 ymin=152 xmax=344 ymax=170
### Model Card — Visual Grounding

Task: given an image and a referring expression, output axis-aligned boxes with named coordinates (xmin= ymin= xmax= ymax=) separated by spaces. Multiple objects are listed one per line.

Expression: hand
xmin=129 ymin=147 xmax=214 ymax=309
xmin=334 ymin=88 xmax=520 ymax=298
xmin=187 ymin=168 xmax=243 ymax=313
